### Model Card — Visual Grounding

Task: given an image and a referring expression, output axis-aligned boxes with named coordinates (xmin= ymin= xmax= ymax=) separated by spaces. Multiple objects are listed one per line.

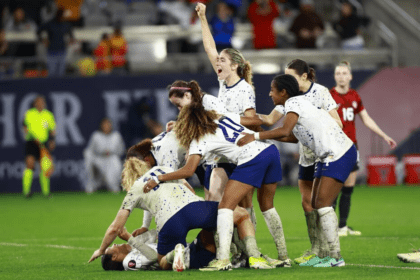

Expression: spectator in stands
xmin=55 ymin=0 xmax=84 ymax=27
xmin=333 ymin=1 xmax=366 ymax=50
xmin=94 ymin=33 xmax=112 ymax=74
xmin=84 ymin=118 xmax=125 ymax=193
xmin=0 ymin=28 xmax=8 ymax=56
xmin=289 ymin=0 xmax=324 ymax=49
xmin=109 ymin=24 xmax=128 ymax=75
xmin=37 ymin=9 xmax=74 ymax=77
xmin=210 ymin=1 xmax=235 ymax=52
xmin=0 ymin=28 xmax=13 ymax=79
xmin=5 ymin=7 xmax=37 ymax=32
xmin=248 ymin=0 xmax=280 ymax=49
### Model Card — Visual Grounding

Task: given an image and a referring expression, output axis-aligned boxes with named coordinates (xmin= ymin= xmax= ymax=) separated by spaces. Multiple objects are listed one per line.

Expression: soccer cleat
xmin=339 ymin=226 xmax=361 ymax=237
xmin=231 ymin=252 xmax=247 ymax=268
xmin=199 ymin=259 xmax=232 ymax=271
xmin=313 ymin=257 xmax=346 ymax=267
xmin=249 ymin=256 xmax=274 ymax=269
xmin=299 ymin=256 xmax=329 ymax=267
xmin=172 ymin=244 xmax=186 ymax=272
xmin=397 ymin=252 xmax=420 ymax=263
xmin=294 ymin=251 xmax=317 ymax=264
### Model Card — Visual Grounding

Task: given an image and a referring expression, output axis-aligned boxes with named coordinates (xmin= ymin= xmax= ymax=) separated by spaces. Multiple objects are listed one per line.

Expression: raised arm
xmin=237 ymin=112 xmax=299 ymax=146
xmin=359 ymin=109 xmax=397 ymax=148
xmin=144 ymin=154 xmax=202 ymax=192
xmin=196 ymin=3 xmax=219 ymax=73
xmin=88 ymin=209 xmax=130 ymax=263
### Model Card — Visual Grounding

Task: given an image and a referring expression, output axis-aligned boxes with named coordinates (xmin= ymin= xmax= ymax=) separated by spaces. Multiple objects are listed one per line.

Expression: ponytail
xmin=223 ymin=48 xmax=254 ymax=88
xmin=121 ymin=157 xmax=150 ymax=191
xmin=175 ymin=103 xmax=218 ymax=148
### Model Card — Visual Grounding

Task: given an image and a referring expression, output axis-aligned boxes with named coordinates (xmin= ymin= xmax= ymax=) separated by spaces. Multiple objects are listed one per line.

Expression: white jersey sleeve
xmin=151 ymin=131 xmax=186 ymax=170
xmin=120 ymin=166 xmax=203 ymax=231
xmin=203 ymin=94 xmax=227 ymax=114
xmin=123 ymin=244 xmax=158 ymax=271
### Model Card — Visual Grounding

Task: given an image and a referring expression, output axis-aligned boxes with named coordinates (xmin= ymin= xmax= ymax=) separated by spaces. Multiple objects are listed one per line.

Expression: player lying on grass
xmin=101 ymin=219 xmax=271 ymax=271
xmin=88 ymin=147 xmax=274 ymax=270
xmin=238 ymin=74 xmax=357 ymax=267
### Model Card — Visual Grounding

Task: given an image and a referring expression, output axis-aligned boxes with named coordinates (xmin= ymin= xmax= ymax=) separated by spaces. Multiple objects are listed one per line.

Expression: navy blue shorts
xmin=188 ymin=233 xmax=216 ymax=269
xmin=314 ymin=145 xmax=358 ymax=183
xmin=194 ymin=164 xmax=206 ymax=186
xmin=230 ymin=145 xmax=282 ymax=188
xmin=298 ymin=164 xmax=315 ymax=181
xmin=157 ymin=201 xmax=218 ymax=256
xmin=204 ymin=163 xmax=237 ymax=190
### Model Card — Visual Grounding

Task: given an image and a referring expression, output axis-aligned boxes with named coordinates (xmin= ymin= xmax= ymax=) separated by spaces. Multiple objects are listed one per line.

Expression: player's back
xmin=151 ymin=131 xmax=186 ymax=169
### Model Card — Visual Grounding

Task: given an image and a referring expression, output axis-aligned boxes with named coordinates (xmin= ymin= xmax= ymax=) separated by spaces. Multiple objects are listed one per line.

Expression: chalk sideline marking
xmin=0 ymin=242 xmax=94 ymax=250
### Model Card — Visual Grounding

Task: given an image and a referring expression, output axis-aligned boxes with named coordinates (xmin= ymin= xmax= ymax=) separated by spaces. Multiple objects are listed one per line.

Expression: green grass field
xmin=1 ymin=185 xmax=419 ymax=280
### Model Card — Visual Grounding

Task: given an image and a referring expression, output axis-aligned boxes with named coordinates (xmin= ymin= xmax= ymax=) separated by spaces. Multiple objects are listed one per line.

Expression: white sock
xmin=246 ymin=207 xmax=257 ymax=231
xmin=217 ymin=208 xmax=234 ymax=260
xmin=317 ymin=207 xmax=341 ymax=259
xmin=262 ymin=208 xmax=288 ymax=260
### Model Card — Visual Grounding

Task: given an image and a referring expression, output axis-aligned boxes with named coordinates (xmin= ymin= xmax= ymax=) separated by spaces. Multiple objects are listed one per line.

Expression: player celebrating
xmin=143 ymin=101 xmax=290 ymax=270
xmin=238 ymin=74 xmax=357 ymax=267
xmin=22 ymin=95 xmax=56 ymax=198
xmin=258 ymin=59 xmax=342 ymax=264
xmin=330 ymin=61 xmax=397 ymax=236
xmin=196 ymin=2 xmax=259 ymax=239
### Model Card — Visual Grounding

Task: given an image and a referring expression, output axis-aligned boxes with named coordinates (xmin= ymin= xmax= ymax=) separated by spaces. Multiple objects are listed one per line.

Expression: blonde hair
xmin=223 ymin=48 xmax=254 ymax=87
xmin=121 ymin=157 xmax=150 ymax=191
xmin=175 ymin=103 xmax=219 ymax=148
xmin=336 ymin=60 xmax=352 ymax=72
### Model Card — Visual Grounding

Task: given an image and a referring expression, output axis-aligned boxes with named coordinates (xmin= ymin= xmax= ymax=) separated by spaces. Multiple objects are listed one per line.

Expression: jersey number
xmin=342 ymin=108 xmax=354 ymax=121
xmin=218 ymin=116 xmax=244 ymax=143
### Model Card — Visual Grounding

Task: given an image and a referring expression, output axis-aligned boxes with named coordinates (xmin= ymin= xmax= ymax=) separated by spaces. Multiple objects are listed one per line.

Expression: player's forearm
xmin=158 ymin=167 xmax=195 ymax=182
xmin=199 ymin=16 xmax=216 ymax=54
xmin=259 ymin=126 xmax=292 ymax=141
xmin=99 ymin=226 xmax=120 ymax=253
xmin=364 ymin=117 xmax=388 ymax=139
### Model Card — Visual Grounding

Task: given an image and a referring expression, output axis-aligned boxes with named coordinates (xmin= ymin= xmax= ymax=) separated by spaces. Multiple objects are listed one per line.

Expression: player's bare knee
xmin=233 ymin=206 xmax=249 ymax=225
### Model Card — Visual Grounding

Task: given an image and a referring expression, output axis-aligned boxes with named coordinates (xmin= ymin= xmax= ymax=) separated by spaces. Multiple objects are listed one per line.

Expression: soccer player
xmin=196 ymin=2 xmax=259 ymax=239
xmin=143 ymin=102 xmax=290 ymax=270
xmin=22 ymin=95 xmax=56 ymax=198
xmin=88 ymin=150 xmax=273 ymax=270
xmin=258 ymin=59 xmax=342 ymax=264
xmin=238 ymin=74 xmax=357 ymax=267
xmin=330 ymin=61 xmax=397 ymax=236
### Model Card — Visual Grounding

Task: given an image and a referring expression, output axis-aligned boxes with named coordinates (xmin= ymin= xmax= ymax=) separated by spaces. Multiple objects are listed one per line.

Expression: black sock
xmin=339 ymin=186 xmax=354 ymax=228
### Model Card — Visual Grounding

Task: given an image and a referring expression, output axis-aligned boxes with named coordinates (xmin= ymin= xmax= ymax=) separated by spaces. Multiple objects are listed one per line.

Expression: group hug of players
xmin=88 ymin=3 xmax=397 ymax=272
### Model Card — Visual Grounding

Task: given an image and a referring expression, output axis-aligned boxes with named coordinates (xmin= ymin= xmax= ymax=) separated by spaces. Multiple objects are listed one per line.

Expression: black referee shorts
xmin=25 ymin=141 xmax=41 ymax=160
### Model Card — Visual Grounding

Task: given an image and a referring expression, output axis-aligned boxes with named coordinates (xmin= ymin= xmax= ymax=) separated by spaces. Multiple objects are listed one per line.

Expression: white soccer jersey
xmin=188 ymin=113 xmax=271 ymax=165
xmin=120 ymin=166 xmax=203 ymax=232
xmin=123 ymin=243 xmax=158 ymax=271
xmin=285 ymin=96 xmax=353 ymax=163
xmin=218 ymin=79 xmax=256 ymax=115
xmin=151 ymin=131 xmax=186 ymax=170
xmin=203 ymin=94 xmax=227 ymax=114
xmin=275 ymin=83 xmax=338 ymax=166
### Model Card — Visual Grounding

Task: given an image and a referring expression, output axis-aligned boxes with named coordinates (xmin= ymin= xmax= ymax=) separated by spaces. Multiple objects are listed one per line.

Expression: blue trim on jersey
xmin=314 ymin=145 xmax=357 ymax=183
xmin=302 ymin=82 xmax=314 ymax=95
xmin=230 ymin=145 xmax=282 ymax=188
xmin=157 ymin=201 xmax=219 ymax=255
xmin=225 ymin=78 xmax=244 ymax=89
xmin=298 ymin=164 xmax=315 ymax=181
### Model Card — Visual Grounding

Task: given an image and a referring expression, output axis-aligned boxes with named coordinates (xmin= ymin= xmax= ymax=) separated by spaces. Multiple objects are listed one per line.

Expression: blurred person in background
xmin=333 ymin=1 xmax=369 ymax=50
xmin=22 ymin=95 xmax=56 ymax=198
xmin=247 ymin=0 xmax=280 ymax=50
xmin=109 ymin=24 xmax=128 ymax=75
xmin=84 ymin=118 xmax=125 ymax=193
xmin=278 ymin=142 xmax=299 ymax=186
xmin=54 ymin=0 xmax=84 ymax=27
xmin=5 ymin=7 xmax=37 ymax=32
xmin=330 ymin=61 xmax=397 ymax=237
xmin=210 ymin=1 xmax=235 ymax=52
xmin=289 ymin=0 xmax=324 ymax=49
xmin=37 ymin=9 xmax=74 ymax=77
xmin=94 ymin=33 xmax=112 ymax=74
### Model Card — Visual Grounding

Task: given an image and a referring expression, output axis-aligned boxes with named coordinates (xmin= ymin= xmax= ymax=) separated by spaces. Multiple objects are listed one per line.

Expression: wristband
xmin=254 ymin=132 xmax=260 ymax=140
xmin=151 ymin=175 xmax=160 ymax=184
